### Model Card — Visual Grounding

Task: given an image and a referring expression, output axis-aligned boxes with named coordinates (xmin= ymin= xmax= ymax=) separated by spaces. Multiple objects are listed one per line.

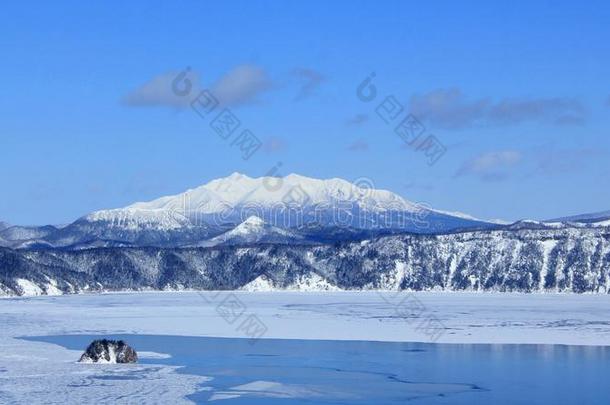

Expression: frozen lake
xmin=24 ymin=333 xmax=610 ymax=404
xmin=1 ymin=291 xmax=610 ymax=403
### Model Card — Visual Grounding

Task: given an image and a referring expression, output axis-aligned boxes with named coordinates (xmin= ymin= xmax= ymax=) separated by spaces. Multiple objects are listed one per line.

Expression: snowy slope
xmin=128 ymin=172 xmax=414 ymax=212
xmin=0 ymin=225 xmax=58 ymax=242
xmin=241 ymin=273 xmax=340 ymax=291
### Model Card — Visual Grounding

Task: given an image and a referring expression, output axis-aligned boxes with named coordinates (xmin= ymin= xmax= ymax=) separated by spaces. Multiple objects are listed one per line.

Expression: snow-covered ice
xmin=0 ymin=335 xmax=207 ymax=404
xmin=3 ymin=291 xmax=610 ymax=346
xmin=1 ymin=291 xmax=610 ymax=403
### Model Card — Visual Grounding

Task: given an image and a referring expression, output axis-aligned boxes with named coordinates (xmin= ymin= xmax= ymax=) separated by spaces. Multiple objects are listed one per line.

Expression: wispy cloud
xmin=347 ymin=139 xmax=369 ymax=152
xmin=455 ymin=150 xmax=522 ymax=181
xmin=488 ymin=97 xmax=584 ymax=126
xmin=123 ymin=70 xmax=200 ymax=108
xmin=212 ymin=64 xmax=273 ymax=107
xmin=346 ymin=113 xmax=369 ymax=126
xmin=411 ymin=88 xmax=487 ymax=129
xmin=123 ymin=64 xmax=273 ymax=109
xmin=410 ymin=88 xmax=585 ymax=129
xmin=457 ymin=145 xmax=602 ymax=181
xmin=292 ymin=68 xmax=325 ymax=101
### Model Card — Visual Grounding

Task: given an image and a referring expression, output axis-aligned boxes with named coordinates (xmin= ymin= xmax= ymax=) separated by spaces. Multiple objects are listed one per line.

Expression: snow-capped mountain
xmin=86 ymin=172 xmax=495 ymax=232
xmin=129 ymin=172 xmax=412 ymax=211
xmin=0 ymin=173 xmax=496 ymax=249
xmin=204 ymin=216 xmax=305 ymax=246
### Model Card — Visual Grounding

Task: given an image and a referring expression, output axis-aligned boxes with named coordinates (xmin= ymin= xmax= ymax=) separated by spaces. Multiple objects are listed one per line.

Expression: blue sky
xmin=1 ymin=0 xmax=609 ymax=225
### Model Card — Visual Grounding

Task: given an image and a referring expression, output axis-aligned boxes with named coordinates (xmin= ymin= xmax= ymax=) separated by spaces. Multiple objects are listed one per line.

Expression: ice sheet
xmin=1 ymin=291 xmax=610 ymax=403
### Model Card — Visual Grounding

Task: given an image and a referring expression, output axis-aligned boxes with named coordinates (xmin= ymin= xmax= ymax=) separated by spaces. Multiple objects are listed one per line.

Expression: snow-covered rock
xmin=15 ymin=278 xmax=43 ymax=296
xmin=79 ymin=339 xmax=138 ymax=364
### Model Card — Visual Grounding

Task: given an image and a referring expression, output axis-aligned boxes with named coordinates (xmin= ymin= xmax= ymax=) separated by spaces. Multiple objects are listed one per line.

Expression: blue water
xmin=24 ymin=334 xmax=610 ymax=404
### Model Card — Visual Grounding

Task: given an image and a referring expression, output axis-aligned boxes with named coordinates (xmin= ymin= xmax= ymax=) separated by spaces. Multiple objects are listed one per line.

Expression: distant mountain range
xmin=548 ymin=210 xmax=610 ymax=224
xmin=1 ymin=173 xmax=609 ymax=296
xmin=0 ymin=173 xmax=498 ymax=249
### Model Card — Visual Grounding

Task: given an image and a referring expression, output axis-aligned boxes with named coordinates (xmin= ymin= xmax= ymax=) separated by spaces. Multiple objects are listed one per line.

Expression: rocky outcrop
xmin=78 ymin=339 xmax=138 ymax=364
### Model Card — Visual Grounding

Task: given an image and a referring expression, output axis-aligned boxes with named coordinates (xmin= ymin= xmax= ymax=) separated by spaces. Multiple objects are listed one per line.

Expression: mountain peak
xmin=241 ymin=215 xmax=266 ymax=226
xmin=67 ymin=172 xmax=496 ymax=242
xmin=227 ymin=172 xmax=251 ymax=180
xmin=206 ymin=214 xmax=304 ymax=246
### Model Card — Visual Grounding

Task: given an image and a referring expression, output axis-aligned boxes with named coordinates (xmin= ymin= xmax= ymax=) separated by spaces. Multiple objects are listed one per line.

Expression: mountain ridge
xmin=0 ymin=173 xmax=497 ymax=249
xmin=2 ymin=224 xmax=609 ymax=296
xmin=548 ymin=210 xmax=610 ymax=224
